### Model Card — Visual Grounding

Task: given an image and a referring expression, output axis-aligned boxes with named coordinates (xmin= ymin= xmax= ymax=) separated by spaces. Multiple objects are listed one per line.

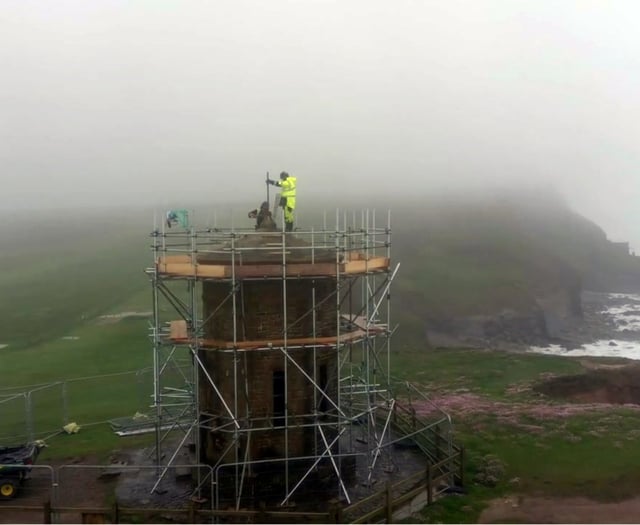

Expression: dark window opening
xmin=273 ymin=370 xmax=285 ymax=426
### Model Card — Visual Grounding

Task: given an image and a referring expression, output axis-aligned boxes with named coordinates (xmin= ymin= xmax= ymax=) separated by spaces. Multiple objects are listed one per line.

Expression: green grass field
xmin=2 ymin=204 xmax=640 ymax=521
xmin=393 ymin=348 xmax=640 ymax=522
xmin=392 ymin=347 xmax=584 ymax=399
xmin=0 ymin=210 xmax=151 ymax=349
xmin=0 ymin=209 xmax=163 ymax=457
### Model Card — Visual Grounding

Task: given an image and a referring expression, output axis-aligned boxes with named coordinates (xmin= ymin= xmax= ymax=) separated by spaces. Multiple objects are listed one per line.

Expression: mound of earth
xmin=534 ymin=364 xmax=640 ymax=404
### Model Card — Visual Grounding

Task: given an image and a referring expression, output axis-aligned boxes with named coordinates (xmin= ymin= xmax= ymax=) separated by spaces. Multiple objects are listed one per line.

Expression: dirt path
xmin=479 ymin=494 xmax=640 ymax=523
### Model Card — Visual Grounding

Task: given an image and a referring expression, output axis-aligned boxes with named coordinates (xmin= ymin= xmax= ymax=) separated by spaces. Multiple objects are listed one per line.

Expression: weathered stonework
xmin=202 ymin=279 xmax=337 ymax=340
xmin=199 ymin=275 xmax=339 ymax=467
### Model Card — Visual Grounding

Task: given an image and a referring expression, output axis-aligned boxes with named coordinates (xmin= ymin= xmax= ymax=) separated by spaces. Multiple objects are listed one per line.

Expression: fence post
xmin=459 ymin=446 xmax=465 ymax=487
xmin=62 ymin=381 xmax=69 ymax=425
xmin=188 ymin=500 xmax=195 ymax=523
xmin=112 ymin=501 xmax=120 ymax=524
xmin=258 ymin=500 xmax=267 ymax=523
xmin=435 ymin=423 xmax=442 ymax=461
xmin=328 ymin=498 xmax=342 ymax=523
xmin=426 ymin=463 xmax=433 ymax=505
xmin=43 ymin=499 xmax=52 ymax=524
xmin=385 ymin=481 xmax=392 ymax=523
xmin=25 ymin=391 xmax=34 ymax=442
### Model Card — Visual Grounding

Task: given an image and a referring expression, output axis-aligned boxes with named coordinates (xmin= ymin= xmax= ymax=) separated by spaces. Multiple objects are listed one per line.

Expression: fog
xmin=3 ymin=1 xmax=640 ymax=247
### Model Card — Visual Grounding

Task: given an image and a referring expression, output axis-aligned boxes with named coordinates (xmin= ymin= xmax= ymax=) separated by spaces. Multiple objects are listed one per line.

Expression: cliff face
xmin=421 ymin=277 xmax=583 ymax=349
xmin=392 ymin=192 xmax=639 ymax=349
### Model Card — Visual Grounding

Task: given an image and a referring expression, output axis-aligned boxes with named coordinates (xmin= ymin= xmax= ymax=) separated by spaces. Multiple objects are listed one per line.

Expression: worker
xmin=248 ymin=201 xmax=276 ymax=231
xmin=267 ymin=171 xmax=297 ymax=232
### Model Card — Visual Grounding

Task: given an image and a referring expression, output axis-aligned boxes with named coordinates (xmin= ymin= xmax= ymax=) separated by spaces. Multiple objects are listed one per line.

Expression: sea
xmin=529 ymin=293 xmax=640 ymax=360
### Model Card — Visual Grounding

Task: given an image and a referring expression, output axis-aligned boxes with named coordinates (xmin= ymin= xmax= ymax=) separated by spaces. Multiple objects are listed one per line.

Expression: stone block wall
xmin=202 ymin=279 xmax=337 ymax=341
xmin=200 ymin=348 xmax=338 ymax=465
xmin=199 ymin=276 xmax=340 ymax=467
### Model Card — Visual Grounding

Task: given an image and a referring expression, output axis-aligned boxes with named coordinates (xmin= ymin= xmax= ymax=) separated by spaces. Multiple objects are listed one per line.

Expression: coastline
xmin=528 ymin=291 xmax=640 ymax=360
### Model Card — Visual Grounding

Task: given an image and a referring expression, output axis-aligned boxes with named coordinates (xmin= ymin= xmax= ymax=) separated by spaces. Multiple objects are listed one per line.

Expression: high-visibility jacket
xmin=279 ymin=176 xmax=297 ymax=209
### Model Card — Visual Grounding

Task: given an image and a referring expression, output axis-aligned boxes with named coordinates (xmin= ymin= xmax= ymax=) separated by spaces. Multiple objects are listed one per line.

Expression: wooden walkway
xmin=168 ymin=320 xmax=386 ymax=350
xmin=156 ymin=254 xmax=390 ymax=279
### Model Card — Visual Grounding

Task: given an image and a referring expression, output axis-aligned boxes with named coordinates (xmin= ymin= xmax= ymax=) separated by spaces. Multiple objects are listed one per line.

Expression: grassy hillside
xmin=394 ymin=347 xmax=640 ymax=522
xmin=0 ymin=208 xmax=158 ymax=450
xmin=388 ymin=191 xmax=640 ymax=344
xmin=1 ymin=196 xmax=638 ymax=453
xmin=0 ymin=208 xmax=152 ymax=349
xmin=2 ymin=194 xmax=634 ymax=363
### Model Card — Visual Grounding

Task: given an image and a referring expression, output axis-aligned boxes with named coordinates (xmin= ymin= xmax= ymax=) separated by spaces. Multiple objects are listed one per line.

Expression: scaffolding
xmin=146 ymin=210 xmax=453 ymax=512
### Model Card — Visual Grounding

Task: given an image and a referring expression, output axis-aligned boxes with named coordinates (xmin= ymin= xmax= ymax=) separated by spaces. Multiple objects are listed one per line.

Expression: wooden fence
xmin=0 ymin=501 xmax=331 ymax=524
xmin=0 ymin=448 xmax=463 ymax=524
xmin=343 ymin=448 xmax=464 ymax=524
xmin=1 ymin=391 xmax=463 ymax=523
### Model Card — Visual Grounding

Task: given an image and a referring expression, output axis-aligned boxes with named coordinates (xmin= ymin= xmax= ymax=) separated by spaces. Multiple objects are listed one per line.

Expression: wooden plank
xmin=170 ymin=320 xmax=187 ymax=340
xmin=433 ymin=472 xmax=453 ymax=486
xmin=352 ymin=506 xmax=385 ymax=524
xmin=343 ymin=488 xmax=386 ymax=513
xmin=24 ymin=504 xmax=329 ymax=523
xmin=159 ymin=255 xmax=192 ymax=264
xmin=342 ymin=314 xmax=369 ymax=330
xmin=343 ymin=257 xmax=390 ymax=274
xmin=385 ymin=482 xmax=393 ymax=524
xmin=0 ymin=505 xmax=48 ymax=511
xmin=391 ymin=469 xmax=424 ymax=490
xmin=156 ymin=255 xmax=390 ymax=278
xmin=393 ymin=483 xmax=426 ymax=507
xmin=201 ymin=509 xmax=311 ymax=517
xmin=195 ymin=265 xmax=227 ymax=278
xmin=432 ymin=452 xmax=459 ymax=471
xmin=113 ymin=507 xmax=185 ymax=516
xmin=341 ymin=314 xmax=388 ymax=333
xmin=168 ymin=329 xmax=373 ymax=349
xmin=157 ymin=262 xmax=226 ymax=278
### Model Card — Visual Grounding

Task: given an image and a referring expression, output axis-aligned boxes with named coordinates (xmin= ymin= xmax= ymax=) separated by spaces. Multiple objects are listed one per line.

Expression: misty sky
xmin=2 ymin=1 xmax=640 ymax=246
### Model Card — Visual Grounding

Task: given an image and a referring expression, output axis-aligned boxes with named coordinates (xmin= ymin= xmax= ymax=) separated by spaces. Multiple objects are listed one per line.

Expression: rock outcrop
xmin=391 ymin=190 xmax=638 ymax=349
